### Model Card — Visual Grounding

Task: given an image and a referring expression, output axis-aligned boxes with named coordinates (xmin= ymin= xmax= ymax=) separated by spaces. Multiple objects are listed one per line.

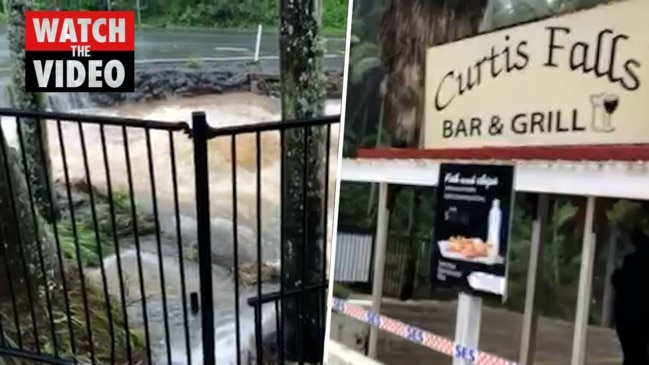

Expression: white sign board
xmin=424 ymin=0 xmax=649 ymax=149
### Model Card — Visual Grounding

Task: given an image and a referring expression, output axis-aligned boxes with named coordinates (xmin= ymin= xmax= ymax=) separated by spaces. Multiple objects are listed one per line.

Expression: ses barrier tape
xmin=331 ymin=297 xmax=521 ymax=365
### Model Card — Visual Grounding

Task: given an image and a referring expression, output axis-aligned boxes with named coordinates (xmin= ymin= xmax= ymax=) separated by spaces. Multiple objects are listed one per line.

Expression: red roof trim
xmin=356 ymin=145 xmax=649 ymax=161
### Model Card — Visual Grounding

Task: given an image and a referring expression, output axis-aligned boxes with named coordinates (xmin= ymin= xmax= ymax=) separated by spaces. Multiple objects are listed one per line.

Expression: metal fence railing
xmin=0 ymin=108 xmax=338 ymax=365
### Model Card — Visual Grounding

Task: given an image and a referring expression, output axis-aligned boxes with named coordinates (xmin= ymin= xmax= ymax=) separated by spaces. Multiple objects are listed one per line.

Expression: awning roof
xmin=340 ymin=158 xmax=649 ymax=201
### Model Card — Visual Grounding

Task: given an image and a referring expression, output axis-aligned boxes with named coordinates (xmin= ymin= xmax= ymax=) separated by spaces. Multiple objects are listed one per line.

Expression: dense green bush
xmin=20 ymin=0 xmax=349 ymax=32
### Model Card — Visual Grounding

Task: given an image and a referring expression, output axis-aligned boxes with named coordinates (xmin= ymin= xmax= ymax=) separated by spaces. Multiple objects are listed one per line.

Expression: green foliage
xmin=349 ymin=44 xmax=380 ymax=85
xmin=110 ymin=190 xmax=132 ymax=214
xmin=342 ymin=38 xmax=384 ymax=157
xmin=185 ymin=58 xmax=201 ymax=69
xmin=608 ymin=199 xmax=649 ymax=233
xmin=506 ymin=199 xmax=584 ymax=319
xmin=323 ymin=0 xmax=349 ymax=31
xmin=0 ymin=269 xmax=146 ymax=364
xmin=342 ymin=0 xmax=386 ymax=158
xmin=183 ymin=245 xmax=198 ymax=262
xmin=57 ymin=218 xmax=113 ymax=268
xmin=55 ymin=188 xmax=139 ymax=267
xmin=0 ymin=180 xmax=153 ymax=363
xmin=337 ymin=182 xmax=372 ymax=227
xmin=0 ymin=185 xmax=148 ymax=363
xmin=333 ymin=283 xmax=352 ymax=299
xmin=16 ymin=0 xmax=349 ymax=31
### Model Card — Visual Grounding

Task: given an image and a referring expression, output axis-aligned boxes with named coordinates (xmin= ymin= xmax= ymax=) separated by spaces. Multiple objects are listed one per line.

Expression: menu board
xmin=431 ymin=163 xmax=515 ymax=300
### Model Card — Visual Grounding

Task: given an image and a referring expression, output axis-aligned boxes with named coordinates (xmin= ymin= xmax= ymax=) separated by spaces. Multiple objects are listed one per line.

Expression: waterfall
xmin=0 ymin=87 xmax=94 ymax=112
xmin=46 ymin=92 xmax=93 ymax=111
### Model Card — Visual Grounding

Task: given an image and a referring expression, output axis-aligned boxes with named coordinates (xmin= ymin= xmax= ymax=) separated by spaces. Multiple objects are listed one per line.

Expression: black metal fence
xmin=0 ymin=108 xmax=338 ymax=365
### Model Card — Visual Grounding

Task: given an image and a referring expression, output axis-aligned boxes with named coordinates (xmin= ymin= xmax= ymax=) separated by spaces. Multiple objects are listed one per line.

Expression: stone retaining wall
xmin=89 ymin=61 xmax=343 ymax=107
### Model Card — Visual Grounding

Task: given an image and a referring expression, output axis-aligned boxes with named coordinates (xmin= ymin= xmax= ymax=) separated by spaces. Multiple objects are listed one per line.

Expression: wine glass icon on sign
xmin=590 ymin=93 xmax=619 ymax=133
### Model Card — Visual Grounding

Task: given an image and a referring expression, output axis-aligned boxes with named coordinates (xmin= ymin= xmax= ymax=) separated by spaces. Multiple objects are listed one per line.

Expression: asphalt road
xmin=0 ymin=25 xmax=347 ymax=69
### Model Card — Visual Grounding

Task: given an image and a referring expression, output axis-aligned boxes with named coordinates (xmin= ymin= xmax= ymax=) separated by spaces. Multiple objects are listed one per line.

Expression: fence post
xmin=254 ymin=24 xmax=262 ymax=62
xmin=192 ymin=111 xmax=215 ymax=365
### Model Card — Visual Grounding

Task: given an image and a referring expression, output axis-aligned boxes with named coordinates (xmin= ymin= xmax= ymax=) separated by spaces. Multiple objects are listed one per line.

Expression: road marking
xmin=131 ymin=54 xmax=343 ymax=64
xmin=214 ymin=47 xmax=249 ymax=52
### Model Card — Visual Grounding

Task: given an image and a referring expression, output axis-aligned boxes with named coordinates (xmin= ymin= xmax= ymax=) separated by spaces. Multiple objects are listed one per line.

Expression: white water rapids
xmin=1 ymin=92 xmax=341 ymax=364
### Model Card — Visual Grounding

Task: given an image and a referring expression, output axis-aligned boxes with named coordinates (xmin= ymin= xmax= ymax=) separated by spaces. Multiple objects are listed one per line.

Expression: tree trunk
xmin=378 ymin=0 xmax=488 ymax=148
xmin=278 ymin=0 xmax=327 ymax=363
xmin=7 ymin=0 xmax=59 ymax=223
xmin=378 ymin=0 xmax=489 ymax=299
xmin=0 ymin=127 xmax=59 ymax=297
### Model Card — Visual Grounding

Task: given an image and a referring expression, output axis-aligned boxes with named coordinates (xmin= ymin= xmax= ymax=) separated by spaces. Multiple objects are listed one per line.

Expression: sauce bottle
xmin=487 ymin=199 xmax=502 ymax=260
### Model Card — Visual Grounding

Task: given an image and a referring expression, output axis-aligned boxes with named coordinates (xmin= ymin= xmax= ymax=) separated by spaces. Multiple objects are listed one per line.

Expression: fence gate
xmin=0 ymin=108 xmax=338 ymax=365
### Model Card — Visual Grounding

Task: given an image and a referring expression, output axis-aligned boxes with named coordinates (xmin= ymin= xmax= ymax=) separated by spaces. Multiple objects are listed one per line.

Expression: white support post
xmin=601 ymin=228 xmax=617 ymax=327
xmin=135 ymin=0 xmax=141 ymax=25
xmin=453 ymin=293 xmax=483 ymax=365
xmin=519 ymin=194 xmax=549 ymax=365
xmin=367 ymin=183 xmax=390 ymax=358
xmin=254 ymin=24 xmax=263 ymax=62
xmin=571 ymin=196 xmax=597 ymax=365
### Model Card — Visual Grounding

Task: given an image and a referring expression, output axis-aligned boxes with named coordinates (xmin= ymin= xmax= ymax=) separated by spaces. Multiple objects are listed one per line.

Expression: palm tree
xmin=375 ymin=0 xmax=490 ymax=299
xmin=379 ymin=0 xmax=489 ymax=149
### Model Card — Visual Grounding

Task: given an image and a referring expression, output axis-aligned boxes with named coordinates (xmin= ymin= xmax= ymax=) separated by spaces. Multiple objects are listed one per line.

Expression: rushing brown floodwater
xmin=1 ymin=93 xmax=341 ymax=364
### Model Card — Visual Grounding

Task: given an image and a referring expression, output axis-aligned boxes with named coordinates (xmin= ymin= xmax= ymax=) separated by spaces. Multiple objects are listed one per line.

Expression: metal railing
xmin=0 ymin=108 xmax=338 ymax=365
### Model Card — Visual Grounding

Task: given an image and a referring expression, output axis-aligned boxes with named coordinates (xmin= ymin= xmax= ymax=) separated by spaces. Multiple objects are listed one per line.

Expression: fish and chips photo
xmin=447 ymin=236 xmax=492 ymax=258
